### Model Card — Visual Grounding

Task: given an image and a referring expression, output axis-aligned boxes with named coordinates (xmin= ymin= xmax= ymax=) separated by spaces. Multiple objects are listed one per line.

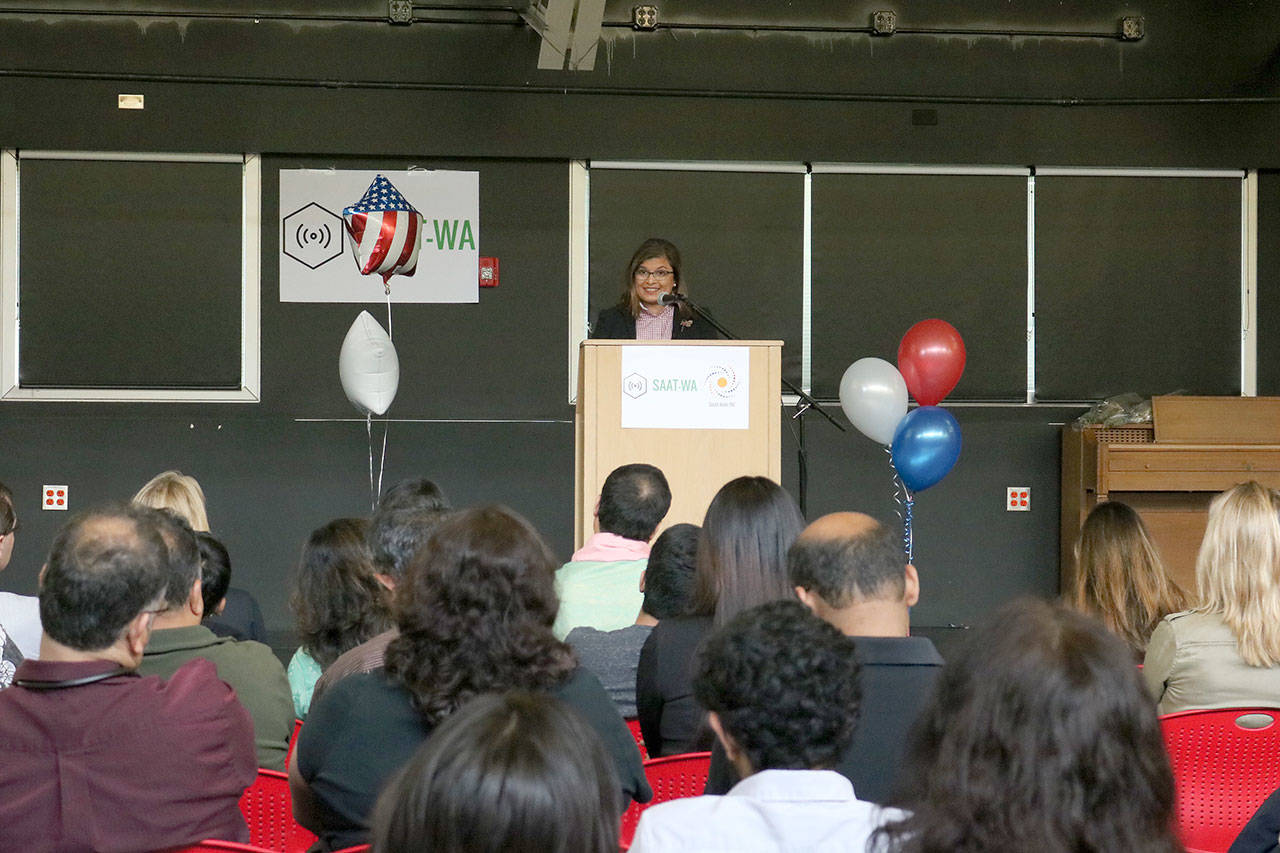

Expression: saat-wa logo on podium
xmin=619 ymin=347 xmax=751 ymax=430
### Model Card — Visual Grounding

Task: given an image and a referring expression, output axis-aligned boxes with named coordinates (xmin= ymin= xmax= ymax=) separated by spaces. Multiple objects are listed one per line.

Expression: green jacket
xmin=138 ymin=624 xmax=294 ymax=771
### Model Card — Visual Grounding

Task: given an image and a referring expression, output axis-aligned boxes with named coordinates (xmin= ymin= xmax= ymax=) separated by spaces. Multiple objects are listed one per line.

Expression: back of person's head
xmin=138 ymin=506 xmax=201 ymax=610
xmin=132 ymin=470 xmax=209 ymax=532
xmin=195 ymin=531 xmax=232 ymax=617
xmin=1196 ymin=480 xmax=1280 ymax=666
xmin=694 ymin=599 xmax=859 ymax=775
xmin=1071 ymin=501 xmax=1188 ymax=657
xmin=369 ymin=478 xmax=452 ymax=581
xmin=788 ymin=514 xmax=907 ymax=607
xmin=875 ymin=598 xmax=1179 ymax=853
xmin=41 ymin=505 xmax=169 ymax=651
xmin=642 ymin=522 xmax=700 ymax=620
xmin=691 ymin=476 xmax=805 ymax=627
xmin=0 ymin=479 xmax=15 ymax=535
xmin=597 ymin=463 xmax=671 ymax=542
xmin=372 ymin=690 xmax=620 ymax=853
xmin=385 ymin=505 xmax=576 ymax=724
xmin=291 ymin=517 xmax=392 ymax=669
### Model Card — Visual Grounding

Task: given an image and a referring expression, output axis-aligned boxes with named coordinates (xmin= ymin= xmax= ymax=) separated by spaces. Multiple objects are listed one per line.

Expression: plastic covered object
xmin=1074 ymin=393 xmax=1152 ymax=428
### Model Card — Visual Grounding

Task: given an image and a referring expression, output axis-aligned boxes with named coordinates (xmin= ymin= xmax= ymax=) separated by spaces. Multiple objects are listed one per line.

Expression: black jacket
xmin=590 ymin=304 xmax=720 ymax=340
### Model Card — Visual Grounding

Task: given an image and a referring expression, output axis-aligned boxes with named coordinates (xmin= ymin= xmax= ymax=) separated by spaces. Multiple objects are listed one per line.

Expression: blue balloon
xmin=891 ymin=406 xmax=962 ymax=492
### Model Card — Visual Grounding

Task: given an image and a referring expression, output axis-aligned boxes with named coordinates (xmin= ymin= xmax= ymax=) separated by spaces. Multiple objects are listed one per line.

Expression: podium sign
xmin=620 ymin=345 xmax=750 ymax=430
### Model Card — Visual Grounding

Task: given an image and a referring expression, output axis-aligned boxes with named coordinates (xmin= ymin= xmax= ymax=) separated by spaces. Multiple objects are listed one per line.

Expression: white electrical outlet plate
xmin=42 ymin=485 xmax=69 ymax=511
xmin=1006 ymin=486 xmax=1030 ymax=511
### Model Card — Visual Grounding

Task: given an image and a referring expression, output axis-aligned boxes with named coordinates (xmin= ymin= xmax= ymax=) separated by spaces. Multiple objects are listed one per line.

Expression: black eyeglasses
xmin=635 ymin=268 xmax=673 ymax=281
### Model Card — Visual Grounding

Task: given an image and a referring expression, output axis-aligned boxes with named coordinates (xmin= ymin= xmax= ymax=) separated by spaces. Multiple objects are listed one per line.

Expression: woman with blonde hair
xmin=1070 ymin=501 xmax=1188 ymax=658
xmin=132 ymin=470 xmax=209 ymax=532
xmin=1143 ymin=480 xmax=1280 ymax=714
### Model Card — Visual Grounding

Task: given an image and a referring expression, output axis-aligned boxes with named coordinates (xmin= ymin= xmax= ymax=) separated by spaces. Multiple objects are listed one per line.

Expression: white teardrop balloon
xmin=339 ymin=311 xmax=399 ymax=416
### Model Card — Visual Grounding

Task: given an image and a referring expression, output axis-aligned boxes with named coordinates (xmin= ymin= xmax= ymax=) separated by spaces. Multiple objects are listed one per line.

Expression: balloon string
xmin=385 ymin=286 xmax=393 ymax=341
xmin=886 ymin=447 xmax=913 ymax=561
xmin=367 ymin=413 xmax=376 ymax=513
xmin=377 ymin=419 xmax=389 ymax=502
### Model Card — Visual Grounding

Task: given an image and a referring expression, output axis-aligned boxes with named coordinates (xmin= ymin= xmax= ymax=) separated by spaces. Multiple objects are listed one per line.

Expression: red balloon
xmin=897 ymin=319 xmax=966 ymax=406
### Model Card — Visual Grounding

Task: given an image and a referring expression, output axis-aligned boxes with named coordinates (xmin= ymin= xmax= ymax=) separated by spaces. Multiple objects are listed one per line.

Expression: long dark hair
xmin=384 ymin=505 xmax=577 ymax=724
xmin=290 ymin=517 xmax=392 ymax=669
xmin=874 ymin=598 xmax=1181 ymax=853
xmin=690 ymin=476 xmax=805 ymax=627
xmin=618 ymin=237 xmax=693 ymax=323
xmin=371 ymin=690 xmax=620 ymax=853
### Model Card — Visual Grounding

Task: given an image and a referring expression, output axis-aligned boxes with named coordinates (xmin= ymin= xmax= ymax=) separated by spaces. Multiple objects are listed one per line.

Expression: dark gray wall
xmin=0 ymin=1 xmax=1272 ymax=651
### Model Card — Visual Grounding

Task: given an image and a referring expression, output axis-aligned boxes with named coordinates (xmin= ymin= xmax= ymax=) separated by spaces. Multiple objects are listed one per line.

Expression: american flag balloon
xmin=342 ymin=174 xmax=424 ymax=284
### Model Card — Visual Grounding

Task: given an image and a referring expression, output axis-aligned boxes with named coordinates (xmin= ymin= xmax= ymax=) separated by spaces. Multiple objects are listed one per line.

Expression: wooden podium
xmin=1060 ymin=396 xmax=1280 ymax=596
xmin=575 ymin=340 xmax=783 ymax=549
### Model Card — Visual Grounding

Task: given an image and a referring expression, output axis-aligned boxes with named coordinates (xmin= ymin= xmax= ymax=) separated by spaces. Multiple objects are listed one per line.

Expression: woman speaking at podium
xmin=590 ymin=238 xmax=719 ymax=340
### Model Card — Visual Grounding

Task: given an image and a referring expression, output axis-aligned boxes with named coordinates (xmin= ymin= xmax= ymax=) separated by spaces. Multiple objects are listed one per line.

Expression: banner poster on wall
xmin=278 ymin=169 xmax=479 ymax=303
xmin=620 ymin=345 xmax=751 ymax=430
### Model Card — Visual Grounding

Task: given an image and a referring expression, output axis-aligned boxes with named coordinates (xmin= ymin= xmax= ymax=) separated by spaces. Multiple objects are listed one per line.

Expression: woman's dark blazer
xmin=590 ymin=304 xmax=720 ymax=340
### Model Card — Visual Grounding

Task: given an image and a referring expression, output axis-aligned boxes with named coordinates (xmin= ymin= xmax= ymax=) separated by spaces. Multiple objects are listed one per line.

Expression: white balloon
xmin=339 ymin=311 xmax=399 ymax=416
xmin=839 ymin=357 xmax=908 ymax=446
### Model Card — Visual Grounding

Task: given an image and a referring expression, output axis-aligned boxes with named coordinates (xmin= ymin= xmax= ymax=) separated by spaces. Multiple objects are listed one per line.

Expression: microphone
xmin=659 ymin=292 xmax=687 ymax=306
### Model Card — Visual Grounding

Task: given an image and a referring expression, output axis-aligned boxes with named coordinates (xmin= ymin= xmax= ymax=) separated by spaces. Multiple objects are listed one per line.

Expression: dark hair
xmin=642 ymin=523 xmax=700 ymax=619
xmin=384 ymin=505 xmax=577 ymax=725
xmin=196 ymin=531 xmax=232 ymax=616
xmin=41 ymin=505 xmax=169 ymax=651
xmin=788 ymin=519 xmax=905 ymax=607
xmin=875 ymin=598 xmax=1180 ymax=853
xmin=690 ymin=477 xmax=805 ymax=627
xmin=0 ymin=480 xmax=15 ymax=536
xmin=369 ymin=478 xmax=452 ymax=581
xmin=291 ymin=517 xmax=393 ymax=669
xmin=141 ymin=506 xmax=201 ymax=609
xmin=597 ymin=463 xmax=671 ymax=542
xmin=618 ymin=237 xmax=693 ymax=323
xmin=694 ymin=599 xmax=860 ymax=774
xmin=371 ymin=691 xmax=620 ymax=853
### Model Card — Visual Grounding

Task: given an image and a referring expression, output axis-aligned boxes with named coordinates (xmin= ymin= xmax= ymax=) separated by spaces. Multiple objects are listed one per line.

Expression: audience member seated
xmin=291 ymin=505 xmax=651 ymax=850
xmin=1069 ymin=500 xmax=1189 ymax=659
xmin=196 ymin=530 xmax=233 ymax=625
xmin=288 ymin=517 xmax=392 ymax=718
xmin=134 ymin=507 xmax=295 ymax=770
xmin=637 ymin=476 xmax=804 ymax=756
xmin=0 ymin=480 xmax=37 ymax=683
xmin=310 ymin=477 xmax=451 ymax=702
xmin=1144 ymin=481 xmax=1280 ymax=714
xmin=554 ymin=463 xmax=671 ymax=639
xmin=631 ymin=599 xmax=898 ymax=851
xmin=131 ymin=468 xmax=267 ymax=641
xmin=873 ymin=598 xmax=1181 ymax=853
xmin=371 ymin=691 xmax=621 ymax=853
xmin=567 ymin=522 xmax=699 ymax=718
xmin=0 ymin=504 xmax=256 ymax=849
xmin=705 ymin=512 xmax=943 ymax=803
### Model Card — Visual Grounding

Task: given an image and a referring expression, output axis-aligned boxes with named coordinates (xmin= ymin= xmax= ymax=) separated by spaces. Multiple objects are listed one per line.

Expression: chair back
xmin=1161 ymin=707 xmax=1280 ymax=852
xmin=166 ymin=842 xmax=275 ymax=852
xmin=625 ymin=718 xmax=649 ymax=760
xmin=619 ymin=751 xmax=711 ymax=850
xmin=238 ymin=768 xmax=319 ymax=853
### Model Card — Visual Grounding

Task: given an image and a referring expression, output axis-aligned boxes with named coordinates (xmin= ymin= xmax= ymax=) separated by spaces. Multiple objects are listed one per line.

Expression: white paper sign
xmin=279 ymin=169 xmax=479 ymax=303
xmin=620 ymin=346 xmax=750 ymax=430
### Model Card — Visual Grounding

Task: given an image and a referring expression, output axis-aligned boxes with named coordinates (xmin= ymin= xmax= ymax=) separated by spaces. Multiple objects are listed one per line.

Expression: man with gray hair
xmin=0 ymin=504 xmax=256 ymax=850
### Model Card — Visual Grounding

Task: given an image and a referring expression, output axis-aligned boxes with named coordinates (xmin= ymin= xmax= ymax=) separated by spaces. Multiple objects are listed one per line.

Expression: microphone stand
xmin=665 ymin=294 xmax=845 ymax=517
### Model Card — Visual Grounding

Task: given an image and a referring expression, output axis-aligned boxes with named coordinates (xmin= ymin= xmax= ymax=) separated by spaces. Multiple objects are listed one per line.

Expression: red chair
xmin=168 ymin=842 xmax=276 ymax=853
xmin=625 ymin=718 xmax=649 ymax=761
xmin=1161 ymin=707 xmax=1280 ymax=852
xmin=238 ymin=769 xmax=319 ymax=853
xmin=619 ymin=752 xmax=711 ymax=850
